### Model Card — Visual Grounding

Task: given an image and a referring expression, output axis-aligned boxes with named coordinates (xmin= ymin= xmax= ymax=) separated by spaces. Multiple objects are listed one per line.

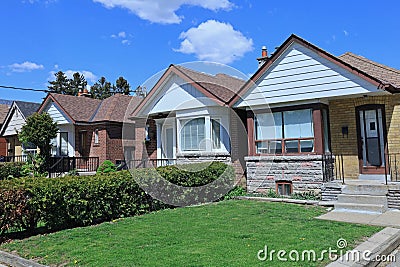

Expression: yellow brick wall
xmin=329 ymin=94 xmax=400 ymax=178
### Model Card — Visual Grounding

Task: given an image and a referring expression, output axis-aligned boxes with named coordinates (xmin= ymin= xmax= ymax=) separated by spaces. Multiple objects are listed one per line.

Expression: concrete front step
xmin=334 ymin=202 xmax=387 ymax=214
xmin=337 ymin=194 xmax=388 ymax=206
xmin=342 ymin=184 xmax=388 ymax=196
xmin=359 ymin=174 xmax=388 ymax=181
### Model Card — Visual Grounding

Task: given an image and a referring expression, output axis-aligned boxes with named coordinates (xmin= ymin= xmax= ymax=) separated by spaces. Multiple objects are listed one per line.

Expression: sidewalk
xmin=317 ymin=209 xmax=400 ymax=228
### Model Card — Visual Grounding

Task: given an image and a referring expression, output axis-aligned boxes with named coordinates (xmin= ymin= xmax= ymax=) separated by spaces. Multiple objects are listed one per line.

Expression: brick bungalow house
xmin=230 ymin=34 xmax=400 ymax=196
xmin=0 ymin=101 xmax=41 ymax=159
xmin=130 ymin=64 xmax=248 ymax=180
xmin=38 ymin=92 xmax=143 ymax=165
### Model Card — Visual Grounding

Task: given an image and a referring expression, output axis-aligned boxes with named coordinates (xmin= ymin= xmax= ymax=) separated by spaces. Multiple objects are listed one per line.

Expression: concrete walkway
xmin=317 ymin=209 xmax=400 ymax=228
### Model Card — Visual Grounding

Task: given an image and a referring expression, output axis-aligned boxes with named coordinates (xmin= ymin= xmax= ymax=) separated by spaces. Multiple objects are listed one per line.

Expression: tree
xmin=48 ymin=71 xmax=70 ymax=94
xmin=114 ymin=76 xmax=130 ymax=95
xmin=18 ymin=113 xmax=58 ymax=172
xmin=69 ymin=72 xmax=87 ymax=96
xmin=91 ymin=77 xmax=112 ymax=100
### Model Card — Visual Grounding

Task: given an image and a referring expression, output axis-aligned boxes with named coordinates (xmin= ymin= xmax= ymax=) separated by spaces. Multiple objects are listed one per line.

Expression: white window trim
xmin=94 ymin=129 xmax=99 ymax=144
xmin=177 ymin=115 xmax=226 ymax=153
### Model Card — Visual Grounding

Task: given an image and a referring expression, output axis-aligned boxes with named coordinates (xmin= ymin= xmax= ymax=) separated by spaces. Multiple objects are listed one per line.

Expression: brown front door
xmin=357 ymin=105 xmax=386 ymax=174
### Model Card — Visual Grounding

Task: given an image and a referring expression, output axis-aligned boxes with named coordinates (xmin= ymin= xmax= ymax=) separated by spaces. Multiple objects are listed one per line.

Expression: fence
xmin=322 ymin=153 xmax=345 ymax=184
xmin=48 ymin=157 xmax=99 ymax=178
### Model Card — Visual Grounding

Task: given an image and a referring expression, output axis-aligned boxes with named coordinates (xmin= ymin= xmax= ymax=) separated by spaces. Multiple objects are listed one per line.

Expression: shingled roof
xmin=339 ymin=52 xmax=400 ymax=88
xmin=14 ymin=101 xmax=41 ymax=118
xmin=0 ymin=104 xmax=10 ymax=125
xmin=173 ymin=65 xmax=246 ymax=103
xmin=45 ymin=93 xmax=142 ymax=123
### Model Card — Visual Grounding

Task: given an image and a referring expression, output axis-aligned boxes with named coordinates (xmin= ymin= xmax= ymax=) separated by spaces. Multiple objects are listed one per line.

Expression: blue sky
xmin=1 ymin=0 xmax=399 ymax=103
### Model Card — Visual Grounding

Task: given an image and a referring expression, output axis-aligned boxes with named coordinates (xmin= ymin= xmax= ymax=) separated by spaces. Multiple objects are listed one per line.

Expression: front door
xmin=357 ymin=105 xmax=386 ymax=174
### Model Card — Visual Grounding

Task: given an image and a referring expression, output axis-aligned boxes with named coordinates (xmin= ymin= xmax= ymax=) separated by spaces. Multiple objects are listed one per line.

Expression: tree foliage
xmin=48 ymin=71 xmax=87 ymax=96
xmin=18 ymin=113 xmax=58 ymax=170
xmin=114 ymin=76 xmax=131 ymax=95
xmin=48 ymin=70 xmax=135 ymax=99
xmin=91 ymin=77 xmax=113 ymax=100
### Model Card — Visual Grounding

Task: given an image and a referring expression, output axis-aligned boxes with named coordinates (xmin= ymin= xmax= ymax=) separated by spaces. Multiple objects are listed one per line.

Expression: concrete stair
xmin=334 ymin=182 xmax=389 ymax=214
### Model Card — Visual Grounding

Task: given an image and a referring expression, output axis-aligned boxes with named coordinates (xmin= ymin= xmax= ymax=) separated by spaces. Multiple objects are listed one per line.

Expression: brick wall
xmin=329 ymin=95 xmax=400 ymax=178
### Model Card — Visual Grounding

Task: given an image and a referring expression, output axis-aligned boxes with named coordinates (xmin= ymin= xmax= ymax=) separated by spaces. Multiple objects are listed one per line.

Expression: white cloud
xmin=343 ymin=30 xmax=349 ymax=36
xmin=175 ymin=20 xmax=253 ymax=64
xmin=9 ymin=61 xmax=44 ymax=72
xmin=48 ymin=69 xmax=98 ymax=84
xmin=93 ymin=0 xmax=234 ymax=24
xmin=110 ymin=31 xmax=132 ymax=45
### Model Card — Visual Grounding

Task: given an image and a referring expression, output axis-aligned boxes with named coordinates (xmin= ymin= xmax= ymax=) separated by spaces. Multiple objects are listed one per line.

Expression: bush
xmin=156 ymin=161 xmax=229 ymax=186
xmin=0 ymin=162 xmax=24 ymax=180
xmin=97 ymin=160 xmax=117 ymax=174
xmin=291 ymin=191 xmax=321 ymax=200
xmin=0 ymin=170 xmax=167 ymax=235
xmin=0 ymin=162 xmax=235 ymax=237
xmin=135 ymin=162 xmax=236 ymax=206
xmin=224 ymin=186 xmax=247 ymax=200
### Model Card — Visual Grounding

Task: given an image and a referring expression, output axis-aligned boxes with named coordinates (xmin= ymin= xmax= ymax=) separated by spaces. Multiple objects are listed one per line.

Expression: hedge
xmin=0 ymin=162 xmax=236 ymax=237
xmin=0 ymin=162 xmax=24 ymax=180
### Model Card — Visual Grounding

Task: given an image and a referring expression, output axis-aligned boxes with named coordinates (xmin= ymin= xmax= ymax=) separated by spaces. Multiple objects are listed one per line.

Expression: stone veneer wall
xmin=176 ymin=152 xmax=231 ymax=165
xmin=245 ymin=155 xmax=324 ymax=193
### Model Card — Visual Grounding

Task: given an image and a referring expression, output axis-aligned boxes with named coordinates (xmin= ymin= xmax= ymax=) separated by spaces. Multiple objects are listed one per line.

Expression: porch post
xmin=312 ymin=108 xmax=324 ymax=154
xmin=247 ymin=110 xmax=255 ymax=156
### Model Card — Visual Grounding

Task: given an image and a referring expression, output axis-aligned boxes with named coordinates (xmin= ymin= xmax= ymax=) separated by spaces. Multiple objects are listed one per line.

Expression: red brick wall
xmin=0 ymin=137 xmax=7 ymax=156
xmin=132 ymin=118 xmax=157 ymax=162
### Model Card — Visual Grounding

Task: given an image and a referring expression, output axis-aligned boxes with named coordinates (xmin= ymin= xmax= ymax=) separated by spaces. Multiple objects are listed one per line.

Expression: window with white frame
xmin=22 ymin=142 xmax=37 ymax=155
xmin=180 ymin=117 xmax=223 ymax=152
xmin=211 ymin=118 xmax=221 ymax=149
xmin=255 ymin=109 xmax=314 ymax=154
xmin=94 ymin=129 xmax=99 ymax=144
xmin=59 ymin=132 xmax=68 ymax=156
xmin=181 ymin=118 xmax=205 ymax=151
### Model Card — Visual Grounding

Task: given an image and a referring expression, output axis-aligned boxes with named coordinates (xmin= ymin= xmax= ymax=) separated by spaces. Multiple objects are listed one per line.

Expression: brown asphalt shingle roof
xmin=49 ymin=93 xmax=142 ymax=123
xmin=339 ymin=52 xmax=400 ymax=88
xmin=92 ymin=94 xmax=142 ymax=122
xmin=174 ymin=65 xmax=246 ymax=104
xmin=0 ymin=104 xmax=10 ymax=125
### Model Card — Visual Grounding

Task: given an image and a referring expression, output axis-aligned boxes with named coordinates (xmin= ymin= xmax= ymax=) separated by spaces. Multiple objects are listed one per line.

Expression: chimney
xmin=81 ymin=86 xmax=91 ymax=97
xmin=257 ymin=46 xmax=269 ymax=68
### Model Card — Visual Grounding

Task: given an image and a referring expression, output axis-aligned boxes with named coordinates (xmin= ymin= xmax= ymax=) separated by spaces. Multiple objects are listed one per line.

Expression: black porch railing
xmin=386 ymin=153 xmax=400 ymax=183
xmin=48 ymin=157 xmax=99 ymax=178
xmin=322 ymin=153 xmax=345 ymax=184
xmin=130 ymin=158 xmax=177 ymax=169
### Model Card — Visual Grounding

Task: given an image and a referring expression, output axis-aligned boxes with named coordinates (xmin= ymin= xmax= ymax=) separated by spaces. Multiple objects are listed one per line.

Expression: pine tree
xmin=91 ymin=77 xmax=112 ymax=100
xmin=48 ymin=71 xmax=70 ymax=94
xmin=114 ymin=76 xmax=131 ymax=95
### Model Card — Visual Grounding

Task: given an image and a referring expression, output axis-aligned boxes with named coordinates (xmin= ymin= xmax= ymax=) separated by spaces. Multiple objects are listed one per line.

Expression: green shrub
xmin=156 ymin=161 xmax=228 ymax=186
xmin=0 ymin=162 xmax=24 ymax=180
xmin=97 ymin=160 xmax=117 ymax=174
xmin=291 ymin=191 xmax=321 ymax=200
xmin=0 ymin=162 xmax=235 ymax=236
xmin=224 ymin=186 xmax=247 ymax=200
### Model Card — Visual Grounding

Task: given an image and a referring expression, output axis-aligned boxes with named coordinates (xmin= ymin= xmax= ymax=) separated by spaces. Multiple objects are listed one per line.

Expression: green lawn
xmin=1 ymin=200 xmax=381 ymax=267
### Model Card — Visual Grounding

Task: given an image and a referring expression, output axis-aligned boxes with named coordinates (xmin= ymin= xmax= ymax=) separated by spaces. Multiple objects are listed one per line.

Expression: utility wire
xmin=0 ymin=85 xmax=49 ymax=92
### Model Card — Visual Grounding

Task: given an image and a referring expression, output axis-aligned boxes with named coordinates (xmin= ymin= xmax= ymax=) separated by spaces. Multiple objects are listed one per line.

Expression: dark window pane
xmin=300 ymin=140 xmax=314 ymax=152
xmin=285 ymin=140 xmax=298 ymax=153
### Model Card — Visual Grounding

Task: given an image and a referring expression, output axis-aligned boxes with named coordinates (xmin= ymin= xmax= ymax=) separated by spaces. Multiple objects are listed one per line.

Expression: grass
xmin=1 ymin=200 xmax=382 ymax=267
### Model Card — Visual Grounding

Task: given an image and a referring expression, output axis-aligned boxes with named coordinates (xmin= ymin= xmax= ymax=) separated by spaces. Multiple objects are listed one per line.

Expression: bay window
xmin=255 ymin=108 xmax=314 ymax=154
xmin=181 ymin=118 xmax=205 ymax=151
xmin=180 ymin=117 xmax=224 ymax=152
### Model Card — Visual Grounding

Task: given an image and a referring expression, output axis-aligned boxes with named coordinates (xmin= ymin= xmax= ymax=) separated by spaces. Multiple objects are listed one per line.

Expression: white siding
xmin=144 ymin=74 xmax=217 ymax=115
xmin=3 ymin=108 xmax=25 ymax=136
xmin=44 ymin=102 xmax=70 ymax=124
xmin=236 ymin=42 xmax=383 ymax=108
xmin=52 ymin=124 xmax=75 ymax=156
